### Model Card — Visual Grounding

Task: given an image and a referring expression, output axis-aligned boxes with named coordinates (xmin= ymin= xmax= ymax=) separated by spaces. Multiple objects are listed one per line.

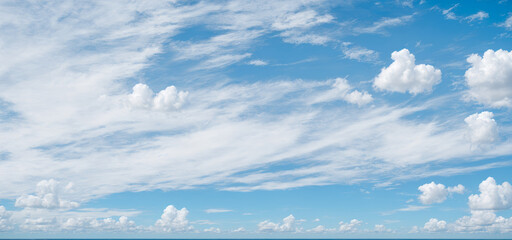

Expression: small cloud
xmin=191 ymin=220 xmax=216 ymax=225
xmin=248 ymin=59 xmax=268 ymax=66
xmin=233 ymin=227 xmax=246 ymax=232
xmin=398 ymin=205 xmax=430 ymax=212
xmin=204 ymin=227 xmax=221 ymax=233
xmin=464 ymin=11 xmax=489 ymax=22
xmin=499 ymin=15 xmax=512 ymax=30
xmin=442 ymin=4 xmax=459 ymax=20
xmin=355 ymin=15 xmax=413 ymax=34
xmin=205 ymin=208 xmax=233 ymax=213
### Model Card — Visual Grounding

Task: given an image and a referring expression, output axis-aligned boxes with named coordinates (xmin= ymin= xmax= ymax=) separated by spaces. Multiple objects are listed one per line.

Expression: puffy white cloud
xmin=0 ymin=206 xmax=13 ymax=231
xmin=154 ymin=205 xmax=192 ymax=232
xmin=468 ymin=177 xmax=512 ymax=210
xmin=15 ymin=179 xmax=79 ymax=209
xmin=423 ymin=218 xmax=447 ymax=232
xmin=61 ymin=216 xmax=139 ymax=232
xmin=464 ymin=111 xmax=498 ymax=147
xmin=258 ymin=214 xmax=297 ymax=232
xmin=374 ymin=49 xmax=441 ymax=94
xmin=338 ymin=219 xmax=362 ymax=232
xmin=465 ymin=49 xmax=512 ymax=107
xmin=418 ymin=182 xmax=465 ymax=204
xmin=313 ymin=78 xmax=372 ymax=106
xmin=129 ymin=83 xmax=188 ymax=111
xmin=20 ymin=217 xmax=58 ymax=231
xmin=454 ymin=210 xmax=512 ymax=233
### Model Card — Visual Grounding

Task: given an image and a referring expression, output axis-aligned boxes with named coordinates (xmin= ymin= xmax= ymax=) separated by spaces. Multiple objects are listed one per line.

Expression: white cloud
xmin=154 ymin=205 xmax=192 ymax=232
xmin=60 ymin=216 xmax=139 ymax=232
xmin=248 ymin=60 xmax=268 ymax=66
xmin=205 ymin=209 xmax=232 ymax=213
xmin=258 ymin=214 xmax=297 ymax=232
xmin=280 ymin=31 xmax=332 ymax=45
xmin=129 ymin=83 xmax=188 ymax=111
xmin=232 ymin=227 xmax=245 ymax=232
xmin=355 ymin=15 xmax=413 ymax=34
xmin=374 ymin=49 xmax=441 ymax=94
xmin=15 ymin=179 xmax=79 ymax=209
xmin=454 ymin=210 xmax=512 ymax=233
xmin=468 ymin=177 xmax=512 ymax=211
xmin=0 ymin=206 xmax=13 ymax=231
xmin=339 ymin=219 xmax=362 ymax=232
xmin=203 ymin=227 xmax=221 ymax=233
xmin=398 ymin=205 xmax=430 ymax=212
xmin=423 ymin=218 xmax=447 ymax=232
xmin=465 ymin=11 xmax=489 ymax=22
xmin=499 ymin=15 xmax=512 ymax=30
xmin=313 ymin=78 xmax=373 ymax=106
xmin=418 ymin=182 xmax=464 ymax=204
xmin=373 ymin=224 xmax=391 ymax=233
xmin=271 ymin=10 xmax=333 ymax=31
xmin=1 ymin=1 xmax=511 ymax=203
xmin=194 ymin=53 xmax=252 ymax=70
xmin=442 ymin=4 xmax=459 ymax=20
xmin=341 ymin=42 xmax=379 ymax=62
xmin=465 ymin=49 xmax=512 ymax=107
xmin=307 ymin=225 xmax=336 ymax=233
xmin=465 ymin=111 xmax=498 ymax=147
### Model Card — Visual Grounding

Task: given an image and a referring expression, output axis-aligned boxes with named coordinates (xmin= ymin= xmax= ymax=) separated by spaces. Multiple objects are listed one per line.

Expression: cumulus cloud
xmin=452 ymin=208 xmax=512 ymax=233
xmin=154 ymin=205 xmax=192 ymax=232
xmin=258 ymin=214 xmax=297 ymax=232
xmin=468 ymin=177 xmax=512 ymax=211
xmin=0 ymin=206 xmax=13 ymax=231
xmin=418 ymin=182 xmax=464 ymax=204
xmin=129 ymin=83 xmax=188 ymax=111
xmin=61 ymin=216 xmax=139 ymax=232
xmin=313 ymin=78 xmax=372 ymax=106
xmin=15 ymin=179 xmax=79 ymax=209
xmin=339 ymin=219 xmax=362 ymax=232
xmin=423 ymin=218 xmax=447 ymax=232
xmin=464 ymin=111 xmax=498 ymax=147
xmin=465 ymin=49 xmax=512 ymax=107
xmin=374 ymin=49 xmax=441 ymax=94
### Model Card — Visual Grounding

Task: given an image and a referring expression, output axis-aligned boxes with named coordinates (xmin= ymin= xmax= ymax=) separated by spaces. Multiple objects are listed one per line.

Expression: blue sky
xmin=1 ymin=0 xmax=512 ymax=238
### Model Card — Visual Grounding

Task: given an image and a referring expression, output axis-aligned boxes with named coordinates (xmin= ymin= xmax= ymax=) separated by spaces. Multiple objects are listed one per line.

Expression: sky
xmin=0 ymin=0 xmax=512 ymax=238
